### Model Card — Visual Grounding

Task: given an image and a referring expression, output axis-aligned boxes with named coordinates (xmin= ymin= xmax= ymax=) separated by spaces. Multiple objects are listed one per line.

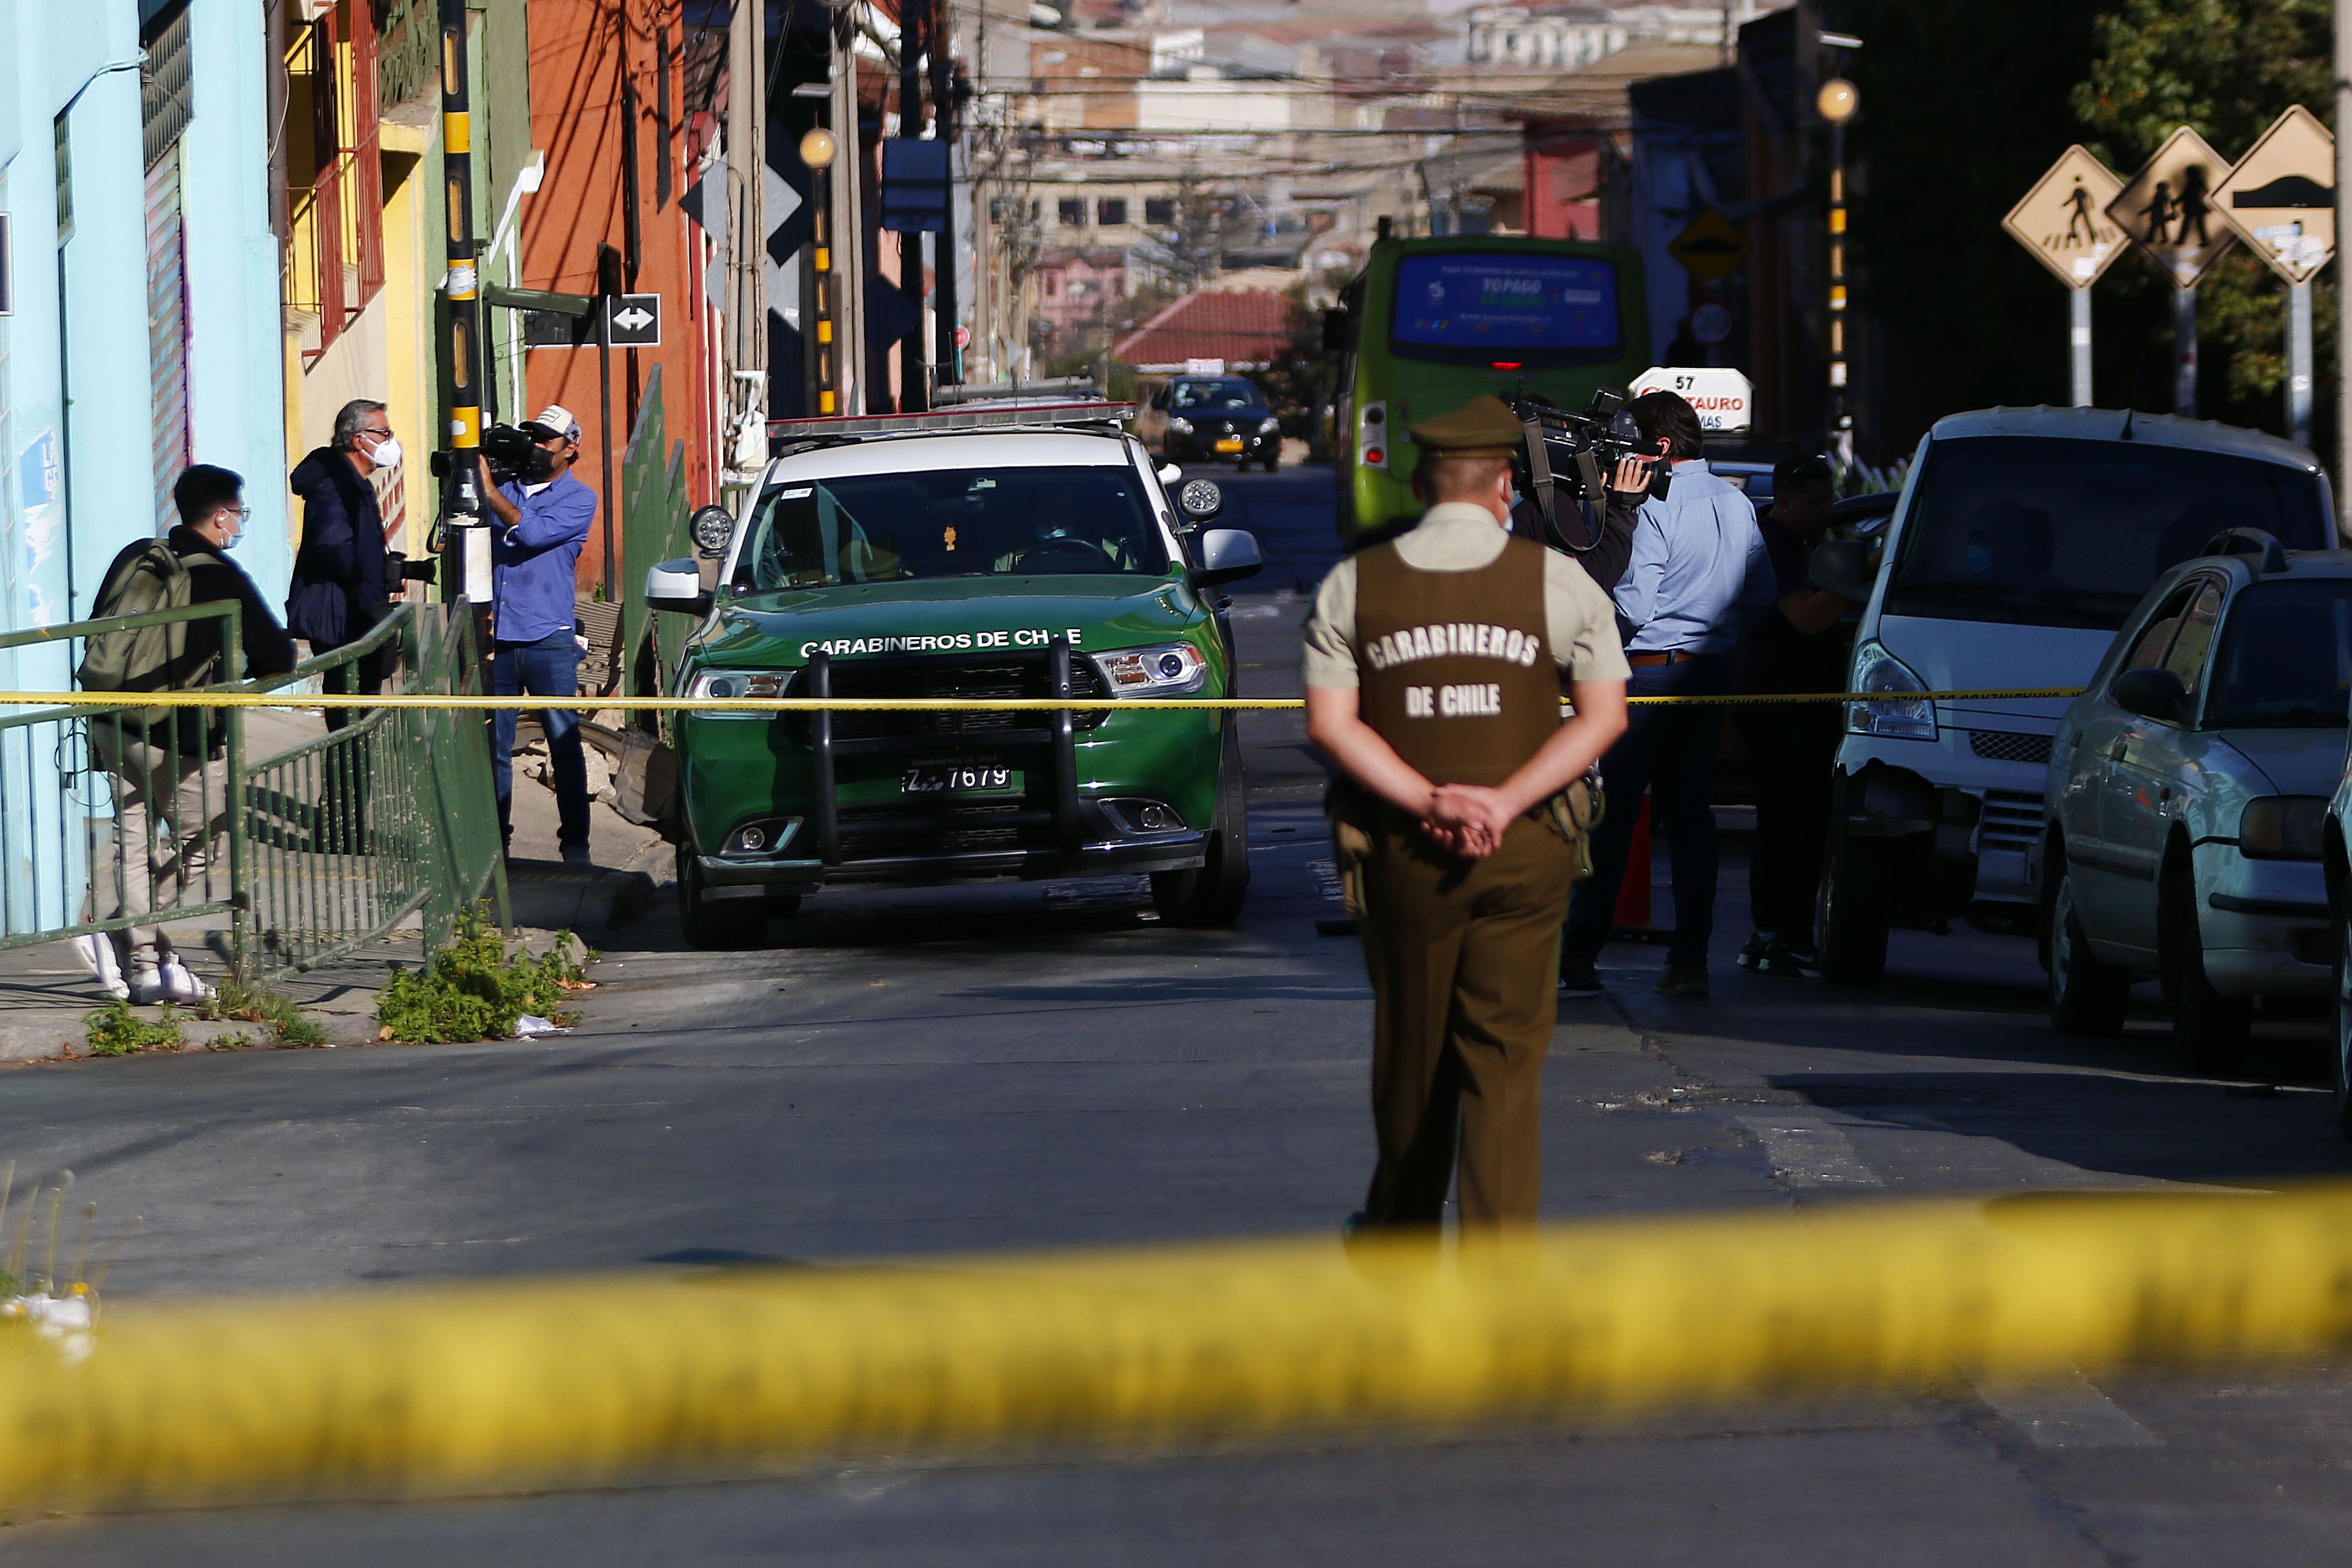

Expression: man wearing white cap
xmin=479 ymin=404 xmax=599 ymax=864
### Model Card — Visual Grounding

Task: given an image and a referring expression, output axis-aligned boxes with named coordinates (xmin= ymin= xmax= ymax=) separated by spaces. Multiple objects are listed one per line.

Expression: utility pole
xmin=2337 ymin=0 xmax=2351 ymax=529
xmin=931 ymin=0 xmax=961 ymax=386
xmin=898 ymin=0 xmax=929 ymax=413
xmin=437 ymin=0 xmax=487 ymax=610
xmin=725 ymin=0 xmax=766 ymax=403
xmin=828 ymin=2 xmax=865 ymax=414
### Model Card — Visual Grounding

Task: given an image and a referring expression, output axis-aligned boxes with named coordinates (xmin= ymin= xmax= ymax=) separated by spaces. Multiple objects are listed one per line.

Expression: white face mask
xmin=366 ymin=434 xmax=404 ymax=473
xmin=213 ymin=508 xmax=246 ymax=551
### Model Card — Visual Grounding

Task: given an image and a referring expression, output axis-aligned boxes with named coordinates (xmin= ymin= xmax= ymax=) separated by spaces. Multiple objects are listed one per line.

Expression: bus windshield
xmin=1884 ymin=436 xmax=2328 ymax=631
xmin=1388 ymin=252 xmax=1621 ymax=365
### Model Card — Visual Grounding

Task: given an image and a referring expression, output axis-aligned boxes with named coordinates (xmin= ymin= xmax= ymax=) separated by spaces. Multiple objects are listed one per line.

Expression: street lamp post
xmin=1817 ymin=73 xmax=1859 ymax=468
xmin=802 ymin=128 xmax=841 ymax=416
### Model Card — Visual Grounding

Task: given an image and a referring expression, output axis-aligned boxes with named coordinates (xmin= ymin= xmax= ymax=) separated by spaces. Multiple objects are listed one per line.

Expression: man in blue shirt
xmin=481 ymin=403 xmax=600 ymax=864
xmin=1560 ymin=391 xmax=1774 ymax=997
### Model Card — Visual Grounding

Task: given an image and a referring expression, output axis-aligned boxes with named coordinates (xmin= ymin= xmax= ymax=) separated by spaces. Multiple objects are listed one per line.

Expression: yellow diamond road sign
xmin=2213 ymin=104 xmax=2334 ymax=284
xmin=1669 ymin=208 xmax=1747 ymax=286
xmin=2003 ymin=146 xmax=2126 ymax=290
xmin=2108 ymin=125 xmax=2237 ymax=289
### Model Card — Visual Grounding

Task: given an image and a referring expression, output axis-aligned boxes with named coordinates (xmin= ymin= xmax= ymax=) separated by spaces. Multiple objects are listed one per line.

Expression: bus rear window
xmin=1388 ymin=253 xmax=1621 ymax=364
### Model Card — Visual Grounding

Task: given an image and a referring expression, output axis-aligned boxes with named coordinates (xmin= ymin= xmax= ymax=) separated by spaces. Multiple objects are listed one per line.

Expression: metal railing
xmin=242 ymin=605 xmax=508 ymax=977
xmin=0 ymin=601 xmax=504 ymax=985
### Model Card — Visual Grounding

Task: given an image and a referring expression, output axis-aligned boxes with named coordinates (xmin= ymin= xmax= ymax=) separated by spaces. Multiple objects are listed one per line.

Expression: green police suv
xmin=643 ymin=405 xmax=1263 ymax=947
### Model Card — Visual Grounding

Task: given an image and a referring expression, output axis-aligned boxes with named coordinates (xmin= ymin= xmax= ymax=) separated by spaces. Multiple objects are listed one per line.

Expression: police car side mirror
xmin=1808 ymin=538 xmax=1876 ymax=604
xmin=645 ymin=558 xmax=711 ymax=616
xmin=2111 ymin=666 xmax=2189 ymax=724
xmin=1192 ymin=528 xmax=1262 ymax=588
xmin=1175 ymin=477 xmax=1224 ymax=523
xmin=689 ymin=505 xmax=735 ymax=561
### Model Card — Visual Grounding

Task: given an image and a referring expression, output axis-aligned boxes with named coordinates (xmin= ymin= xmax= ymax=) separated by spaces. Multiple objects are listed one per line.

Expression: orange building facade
xmin=517 ymin=0 xmax=723 ymax=597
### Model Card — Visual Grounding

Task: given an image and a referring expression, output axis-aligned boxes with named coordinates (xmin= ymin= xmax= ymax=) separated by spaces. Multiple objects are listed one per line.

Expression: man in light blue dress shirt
xmin=1560 ymin=391 xmax=1774 ymax=996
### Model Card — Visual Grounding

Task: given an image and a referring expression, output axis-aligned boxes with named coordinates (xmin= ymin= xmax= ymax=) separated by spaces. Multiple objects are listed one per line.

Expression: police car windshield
xmin=1886 ymin=436 xmax=2328 ymax=630
xmin=2205 ymin=580 xmax=2352 ymax=728
xmin=1171 ymin=379 xmax=1263 ymax=411
xmin=737 ymin=464 xmax=1170 ymax=589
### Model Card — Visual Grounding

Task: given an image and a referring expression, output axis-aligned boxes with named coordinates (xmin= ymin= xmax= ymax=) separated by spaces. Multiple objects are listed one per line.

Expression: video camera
xmin=1508 ymin=388 xmax=1643 ymax=555
xmin=426 ymin=423 xmax=556 ymax=487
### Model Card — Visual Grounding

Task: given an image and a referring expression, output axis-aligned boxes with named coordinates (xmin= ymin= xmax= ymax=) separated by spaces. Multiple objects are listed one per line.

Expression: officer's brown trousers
xmin=1358 ymin=815 xmax=1574 ymax=1230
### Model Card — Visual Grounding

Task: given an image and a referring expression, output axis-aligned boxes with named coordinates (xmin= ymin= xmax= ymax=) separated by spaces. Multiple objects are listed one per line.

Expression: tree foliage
xmin=2070 ymin=0 xmax=2333 ymax=441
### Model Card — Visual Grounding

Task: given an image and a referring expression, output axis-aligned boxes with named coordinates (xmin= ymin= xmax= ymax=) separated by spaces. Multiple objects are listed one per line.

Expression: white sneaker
xmin=157 ymin=959 xmax=215 ymax=1006
xmin=131 ymin=961 xmax=212 ymax=1007
xmin=72 ymin=935 xmax=129 ymax=1001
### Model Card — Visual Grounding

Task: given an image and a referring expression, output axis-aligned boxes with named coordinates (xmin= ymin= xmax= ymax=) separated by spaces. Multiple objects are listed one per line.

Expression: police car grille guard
xmin=801 ymin=640 xmax=1088 ymax=867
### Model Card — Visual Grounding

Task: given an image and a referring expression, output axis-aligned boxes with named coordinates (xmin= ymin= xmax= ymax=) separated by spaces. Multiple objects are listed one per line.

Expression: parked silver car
xmin=2044 ymin=531 xmax=2350 ymax=1067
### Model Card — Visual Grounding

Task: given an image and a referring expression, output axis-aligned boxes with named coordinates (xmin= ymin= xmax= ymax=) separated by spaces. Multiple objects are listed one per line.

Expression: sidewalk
xmin=0 ymin=717 xmax=667 ymax=1065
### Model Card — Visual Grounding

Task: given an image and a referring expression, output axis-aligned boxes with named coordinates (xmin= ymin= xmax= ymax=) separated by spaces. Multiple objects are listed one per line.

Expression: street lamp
xmin=801 ymin=128 xmax=841 ymax=416
xmin=1817 ymin=72 xmax=1859 ymax=465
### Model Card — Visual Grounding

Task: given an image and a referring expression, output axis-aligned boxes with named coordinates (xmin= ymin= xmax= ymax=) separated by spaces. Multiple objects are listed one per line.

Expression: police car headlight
xmin=1092 ymin=643 xmax=1209 ymax=698
xmin=1166 ymin=416 xmax=1193 ymax=434
xmin=2240 ymin=796 xmax=2327 ymax=860
xmin=688 ymin=668 xmax=790 ymax=717
xmin=1258 ymin=416 xmax=1281 ymax=434
xmin=1846 ymin=640 xmax=1936 ymax=741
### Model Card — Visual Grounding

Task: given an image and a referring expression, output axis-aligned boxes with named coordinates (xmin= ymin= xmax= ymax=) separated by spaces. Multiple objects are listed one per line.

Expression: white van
xmin=1813 ymin=406 xmax=2335 ymax=983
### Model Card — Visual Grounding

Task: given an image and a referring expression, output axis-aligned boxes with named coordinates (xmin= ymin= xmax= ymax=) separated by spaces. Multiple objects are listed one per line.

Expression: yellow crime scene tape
xmin=0 ymin=688 xmax=2087 ymax=712
xmin=5 ymin=1183 xmax=2352 ymax=1511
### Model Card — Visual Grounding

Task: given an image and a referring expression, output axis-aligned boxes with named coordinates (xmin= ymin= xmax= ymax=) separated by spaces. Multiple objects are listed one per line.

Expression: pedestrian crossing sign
xmin=2107 ymin=126 xmax=2237 ymax=290
xmin=2002 ymin=146 xmax=2126 ymax=291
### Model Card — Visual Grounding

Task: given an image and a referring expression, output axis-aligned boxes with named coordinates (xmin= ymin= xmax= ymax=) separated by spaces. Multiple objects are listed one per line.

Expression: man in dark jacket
xmin=77 ymin=465 xmax=297 ymax=1006
xmin=287 ymin=398 xmax=403 ymax=730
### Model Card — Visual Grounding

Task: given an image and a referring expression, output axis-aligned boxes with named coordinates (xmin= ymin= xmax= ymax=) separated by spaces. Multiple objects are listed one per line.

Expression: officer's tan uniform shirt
xmin=1302 ymin=503 xmax=1631 ymax=689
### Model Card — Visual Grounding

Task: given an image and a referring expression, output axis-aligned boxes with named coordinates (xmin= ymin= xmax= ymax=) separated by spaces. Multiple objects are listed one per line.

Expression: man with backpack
xmin=73 ymin=465 xmax=296 ymax=1004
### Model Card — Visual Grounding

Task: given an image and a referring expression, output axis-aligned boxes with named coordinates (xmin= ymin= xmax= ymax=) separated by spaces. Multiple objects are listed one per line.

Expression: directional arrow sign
xmin=2003 ymin=145 xmax=2126 ymax=290
xmin=2213 ymin=104 xmax=2335 ymax=284
xmin=606 ymin=292 xmax=662 ymax=348
xmin=2108 ymin=126 xmax=2236 ymax=289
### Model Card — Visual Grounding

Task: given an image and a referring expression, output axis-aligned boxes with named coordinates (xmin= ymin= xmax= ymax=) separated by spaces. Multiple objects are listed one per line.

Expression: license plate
xmin=902 ymin=764 xmax=1015 ymax=795
xmin=1214 ymin=436 xmax=1244 ymax=453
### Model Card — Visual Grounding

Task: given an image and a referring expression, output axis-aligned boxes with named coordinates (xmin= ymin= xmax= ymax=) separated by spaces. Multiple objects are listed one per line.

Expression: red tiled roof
xmin=1114 ymin=290 xmax=1298 ymax=371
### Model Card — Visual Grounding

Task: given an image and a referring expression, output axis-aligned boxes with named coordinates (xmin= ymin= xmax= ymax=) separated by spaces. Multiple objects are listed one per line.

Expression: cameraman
xmin=1511 ymin=457 xmax=1652 ymax=592
xmin=480 ymin=405 xmax=599 ymax=866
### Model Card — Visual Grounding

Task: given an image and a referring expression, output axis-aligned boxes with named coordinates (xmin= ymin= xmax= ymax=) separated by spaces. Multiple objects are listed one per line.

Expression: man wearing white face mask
xmin=288 ymin=399 xmax=407 ymax=733
xmin=75 ymin=466 xmax=295 ymax=1004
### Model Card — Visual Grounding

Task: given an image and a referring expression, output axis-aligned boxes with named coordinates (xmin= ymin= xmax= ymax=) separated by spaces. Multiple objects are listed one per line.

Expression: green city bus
xmin=1329 ymin=233 xmax=1652 ymax=544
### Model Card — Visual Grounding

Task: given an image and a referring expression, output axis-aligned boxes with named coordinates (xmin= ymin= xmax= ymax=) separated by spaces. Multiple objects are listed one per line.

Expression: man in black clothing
xmin=1509 ymin=454 xmax=1653 ymax=592
xmin=287 ymin=398 xmax=404 ymax=731
xmin=1733 ymin=454 xmax=1854 ymax=975
xmin=78 ymin=466 xmax=297 ymax=1005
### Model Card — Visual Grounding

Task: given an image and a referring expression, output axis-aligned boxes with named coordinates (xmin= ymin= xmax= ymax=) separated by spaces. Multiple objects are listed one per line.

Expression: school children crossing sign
xmin=2002 ymin=146 xmax=2126 ymax=289
xmin=2108 ymin=125 xmax=2236 ymax=288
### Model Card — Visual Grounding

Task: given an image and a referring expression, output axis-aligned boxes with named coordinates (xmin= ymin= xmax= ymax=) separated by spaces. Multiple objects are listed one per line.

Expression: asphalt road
xmin=10 ymin=465 xmax=2352 ymax=1564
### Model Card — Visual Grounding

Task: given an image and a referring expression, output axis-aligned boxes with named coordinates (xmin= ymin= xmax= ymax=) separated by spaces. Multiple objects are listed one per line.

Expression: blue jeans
xmin=1563 ymin=653 xmax=1730 ymax=967
xmin=491 ymin=631 xmax=588 ymax=853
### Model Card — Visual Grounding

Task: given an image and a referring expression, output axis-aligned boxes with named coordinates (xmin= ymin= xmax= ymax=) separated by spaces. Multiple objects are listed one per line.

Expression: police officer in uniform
xmin=1304 ymin=395 xmax=1631 ymax=1232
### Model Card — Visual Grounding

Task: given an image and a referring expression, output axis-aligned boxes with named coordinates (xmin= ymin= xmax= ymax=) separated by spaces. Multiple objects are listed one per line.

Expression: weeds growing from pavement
xmin=84 ymin=1002 xmax=183 ymax=1057
xmin=199 ymin=978 xmax=330 ymax=1049
xmin=374 ymin=903 xmax=587 ymax=1043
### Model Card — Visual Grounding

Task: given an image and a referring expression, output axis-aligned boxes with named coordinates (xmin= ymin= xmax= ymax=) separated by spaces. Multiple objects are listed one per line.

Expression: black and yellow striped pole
xmin=1817 ymin=61 xmax=1860 ymax=468
xmin=802 ymin=127 xmax=841 ymax=416
xmin=438 ymin=0 xmax=488 ymax=603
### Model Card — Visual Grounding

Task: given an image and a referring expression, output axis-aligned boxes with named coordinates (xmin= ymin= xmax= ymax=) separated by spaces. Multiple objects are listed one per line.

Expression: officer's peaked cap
xmin=1410 ymin=394 xmax=1522 ymax=459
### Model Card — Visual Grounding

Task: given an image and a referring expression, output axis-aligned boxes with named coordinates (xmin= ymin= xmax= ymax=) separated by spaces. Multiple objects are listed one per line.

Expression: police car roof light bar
xmin=764 ymin=403 xmax=1136 ymax=447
